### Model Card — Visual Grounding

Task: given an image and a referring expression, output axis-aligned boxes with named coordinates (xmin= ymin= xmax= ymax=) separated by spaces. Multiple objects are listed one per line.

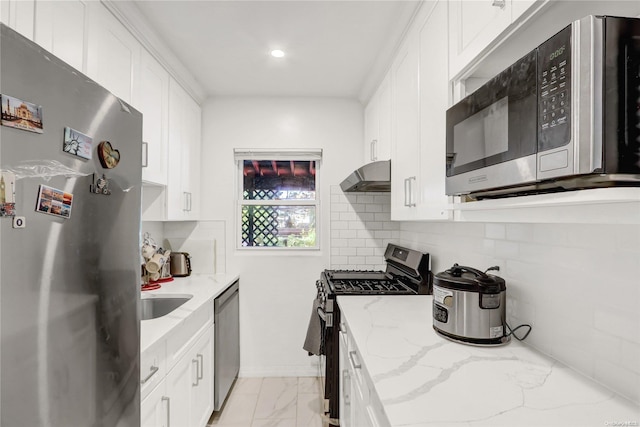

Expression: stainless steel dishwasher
xmin=214 ymin=280 xmax=240 ymax=410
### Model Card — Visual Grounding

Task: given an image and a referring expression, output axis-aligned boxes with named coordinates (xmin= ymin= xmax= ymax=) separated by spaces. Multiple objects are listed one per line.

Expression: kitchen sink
xmin=141 ymin=294 xmax=193 ymax=320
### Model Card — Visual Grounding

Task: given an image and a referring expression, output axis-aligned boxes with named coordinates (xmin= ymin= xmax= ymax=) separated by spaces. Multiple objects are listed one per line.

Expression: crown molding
xmin=101 ymin=0 xmax=206 ymax=104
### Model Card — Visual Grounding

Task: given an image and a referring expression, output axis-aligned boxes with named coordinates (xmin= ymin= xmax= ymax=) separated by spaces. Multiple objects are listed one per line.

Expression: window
xmin=235 ymin=149 xmax=321 ymax=249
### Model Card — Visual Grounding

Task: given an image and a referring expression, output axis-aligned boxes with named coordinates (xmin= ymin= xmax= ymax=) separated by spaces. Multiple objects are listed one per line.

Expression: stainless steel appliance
xmin=432 ymin=264 xmax=508 ymax=346
xmin=315 ymin=244 xmax=430 ymax=426
xmin=170 ymin=251 xmax=192 ymax=277
xmin=446 ymin=15 xmax=640 ymax=199
xmin=214 ymin=280 xmax=240 ymax=411
xmin=340 ymin=159 xmax=391 ymax=192
xmin=0 ymin=24 xmax=141 ymax=426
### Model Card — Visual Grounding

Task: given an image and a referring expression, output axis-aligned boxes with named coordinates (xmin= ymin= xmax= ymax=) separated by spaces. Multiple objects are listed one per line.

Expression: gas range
xmin=313 ymin=244 xmax=431 ymax=427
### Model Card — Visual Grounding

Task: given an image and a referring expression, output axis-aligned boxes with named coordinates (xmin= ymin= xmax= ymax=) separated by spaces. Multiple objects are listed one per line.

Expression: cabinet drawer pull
xmin=140 ymin=365 xmax=159 ymax=384
xmin=197 ymin=354 xmax=204 ymax=380
xmin=348 ymin=350 xmax=362 ymax=369
xmin=162 ymin=396 xmax=170 ymax=427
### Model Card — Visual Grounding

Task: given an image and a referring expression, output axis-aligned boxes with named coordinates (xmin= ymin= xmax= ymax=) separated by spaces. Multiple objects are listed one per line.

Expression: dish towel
xmin=303 ymin=298 xmax=325 ymax=356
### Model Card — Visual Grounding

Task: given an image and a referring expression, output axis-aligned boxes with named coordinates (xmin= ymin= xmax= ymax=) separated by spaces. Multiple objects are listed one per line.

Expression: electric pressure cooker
xmin=432 ymin=264 xmax=509 ymax=346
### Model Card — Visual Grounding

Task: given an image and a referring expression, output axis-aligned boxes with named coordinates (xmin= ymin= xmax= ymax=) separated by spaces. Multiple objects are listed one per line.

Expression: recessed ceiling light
xmin=270 ymin=49 xmax=285 ymax=58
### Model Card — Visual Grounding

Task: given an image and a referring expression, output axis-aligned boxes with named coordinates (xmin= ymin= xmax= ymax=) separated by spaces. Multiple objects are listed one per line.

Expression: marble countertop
xmin=337 ymin=295 xmax=640 ymax=427
xmin=140 ymin=273 xmax=238 ymax=353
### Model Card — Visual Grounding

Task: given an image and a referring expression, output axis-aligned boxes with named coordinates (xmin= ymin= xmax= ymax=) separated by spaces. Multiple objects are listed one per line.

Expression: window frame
xmin=234 ymin=149 xmax=322 ymax=251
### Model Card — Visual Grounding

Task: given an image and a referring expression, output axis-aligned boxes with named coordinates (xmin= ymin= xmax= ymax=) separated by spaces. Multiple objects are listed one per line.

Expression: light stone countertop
xmin=337 ymin=295 xmax=640 ymax=427
xmin=140 ymin=273 xmax=239 ymax=353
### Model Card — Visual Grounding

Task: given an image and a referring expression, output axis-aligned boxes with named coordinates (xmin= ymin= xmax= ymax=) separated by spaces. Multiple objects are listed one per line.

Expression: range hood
xmin=340 ymin=160 xmax=391 ymax=192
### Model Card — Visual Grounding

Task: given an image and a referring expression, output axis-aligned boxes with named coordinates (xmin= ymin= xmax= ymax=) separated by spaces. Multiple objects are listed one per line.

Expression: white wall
xmin=200 ymin=96 xmax=363 ymax=376
xmin=400 ymin=221 xmax=640 ymax=404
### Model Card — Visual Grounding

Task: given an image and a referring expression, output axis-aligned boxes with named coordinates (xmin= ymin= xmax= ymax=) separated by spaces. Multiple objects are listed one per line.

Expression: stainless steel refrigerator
xmin=0 ymin=24 xmax=141 ymax=426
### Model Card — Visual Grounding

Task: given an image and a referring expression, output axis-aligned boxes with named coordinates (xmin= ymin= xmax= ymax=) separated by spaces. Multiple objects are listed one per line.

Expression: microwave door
xmin=445 ymin=51 xmax=538 ymax=196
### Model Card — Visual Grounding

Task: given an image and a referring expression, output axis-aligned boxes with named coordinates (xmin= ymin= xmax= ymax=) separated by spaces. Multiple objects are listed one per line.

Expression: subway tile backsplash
xmin=330 ymin=185 xmax=398 ymax=270
xmin=399 ymin=221 xmax=640 ymax=404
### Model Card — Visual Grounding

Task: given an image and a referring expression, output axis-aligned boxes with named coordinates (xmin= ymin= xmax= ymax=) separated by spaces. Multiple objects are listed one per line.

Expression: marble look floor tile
xmin=210 ymin=391 xmax=259 ymax=425
xmin=296 ymin=393 xmax=324 ymax=427
xmin=251 ymin=418 xmax=297 ymax=427
xmin=297 ymin=377 xmax=321 ymax=394
xmin=234 ymin=377 xmax=264 ymax=394
xmin=253 ymin=377 xmax=298 ymax=420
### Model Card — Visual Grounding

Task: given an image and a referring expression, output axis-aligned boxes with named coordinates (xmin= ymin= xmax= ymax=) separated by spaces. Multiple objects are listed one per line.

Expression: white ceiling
xmin=131 ymin=1 xmax=421 ymax=103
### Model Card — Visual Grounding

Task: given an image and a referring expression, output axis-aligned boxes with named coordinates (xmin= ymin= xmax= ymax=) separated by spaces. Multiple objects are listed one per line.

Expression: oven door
xmin=446 ymin=50 xmax=538 ymax=195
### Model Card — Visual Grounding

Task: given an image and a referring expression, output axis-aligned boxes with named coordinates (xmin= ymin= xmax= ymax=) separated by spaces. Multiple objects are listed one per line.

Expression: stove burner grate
xmin=329 ymin=278 xmax=414 ymax=294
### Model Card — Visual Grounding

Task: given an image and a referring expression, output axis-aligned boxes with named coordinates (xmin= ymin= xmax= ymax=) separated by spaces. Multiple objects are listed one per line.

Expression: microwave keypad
xmin=541 ymin=60 xmax=569 ymax=129
xmin=538 ymin=24 xmax=572 ymax=151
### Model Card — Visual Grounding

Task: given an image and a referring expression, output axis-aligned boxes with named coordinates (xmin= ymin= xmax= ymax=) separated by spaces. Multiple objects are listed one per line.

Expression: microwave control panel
xmin=538 ymin=24 xmax=572 ymax=152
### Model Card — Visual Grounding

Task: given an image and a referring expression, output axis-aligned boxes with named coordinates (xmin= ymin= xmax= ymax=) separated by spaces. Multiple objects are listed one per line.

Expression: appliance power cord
xmin=504 ymin=321 xmax=532 ymax=341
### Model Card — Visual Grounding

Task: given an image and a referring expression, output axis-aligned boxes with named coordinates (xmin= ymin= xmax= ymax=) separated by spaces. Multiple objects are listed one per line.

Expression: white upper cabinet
xmin=34 ymin=0 xmax=87 ymax=72
xmin=448 ymin=0 xmax=541 ymax=79
xmin=166 ymin=78 xmax=201 ymax=221
xmin=86 ymin=2 xmax=140 ymax=104
xmin=136 ymin=48 xmax=169 ymax=186
xmin=417 ymin=0 xmax=451 ymax=220
xmin=0 ymin=0 xmax=35 ymax=40
xmin=449 ymin=0 xmax=512 ymax=78
xmin=363 ymin=72 xmax=392 ymax=163
xmin=390 ymin=30 xmax=420 ymax=221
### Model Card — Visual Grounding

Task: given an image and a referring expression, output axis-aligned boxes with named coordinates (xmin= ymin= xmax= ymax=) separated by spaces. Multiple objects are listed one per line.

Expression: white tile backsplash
xmin=156 ymin=220 xmax=226 ymax=274
xmin=329 ymin=185 xmax=395 ymax=270
xmin=399 ymin=221 xmax=640 ymax=404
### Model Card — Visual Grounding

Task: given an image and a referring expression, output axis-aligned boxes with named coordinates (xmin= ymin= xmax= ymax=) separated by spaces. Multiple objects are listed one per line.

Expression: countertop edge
xmin=140 ymin=273 xmax=239 ymax=353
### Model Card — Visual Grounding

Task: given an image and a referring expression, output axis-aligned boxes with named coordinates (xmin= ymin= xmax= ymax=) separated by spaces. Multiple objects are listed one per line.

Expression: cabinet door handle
xmin=343 ymin=370 xmax=351 ymax=405
xmin=140 ymin=365 xmax=159 ymax=384
xmin=370 ymin=139 xmax=378 ymax=161
xmin=408 ymin=176 xmax=416 ymax=207
xmin=492 ymin=0 xmax=506 ymax=8
xmin=348 ymin=350 xmax=362 ymax=369
xmin=403 ymin=178 xmax=410 ymax=207
xmin=142 ymin=142 xmax=148 ymax=168
xmin=197 ymin=354 xmax=204 ymax=380
xmin=162 ymin=396 xmax=170 ymax=427
xmin=192 ymin=359 xmax=199 ymax=386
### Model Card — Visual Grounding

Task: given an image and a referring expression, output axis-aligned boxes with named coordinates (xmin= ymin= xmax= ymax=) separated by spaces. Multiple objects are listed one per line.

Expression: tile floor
xmin=207 ymin=377 xmax=328 ymax=427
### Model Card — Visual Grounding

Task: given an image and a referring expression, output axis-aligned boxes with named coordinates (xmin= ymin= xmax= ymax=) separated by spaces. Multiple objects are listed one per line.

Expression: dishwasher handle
xmin=215 ymin=280 xmax=239 ymax=311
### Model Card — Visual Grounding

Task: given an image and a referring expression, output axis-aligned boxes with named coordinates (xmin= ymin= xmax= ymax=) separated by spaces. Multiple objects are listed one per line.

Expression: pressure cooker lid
xmin=434 ymin=263 xmax=506 ymax=293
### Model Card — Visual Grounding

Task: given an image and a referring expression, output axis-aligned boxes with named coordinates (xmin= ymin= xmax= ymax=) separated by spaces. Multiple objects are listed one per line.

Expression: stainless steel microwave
xmin=446 ymin=15 xmax=640 ymax=199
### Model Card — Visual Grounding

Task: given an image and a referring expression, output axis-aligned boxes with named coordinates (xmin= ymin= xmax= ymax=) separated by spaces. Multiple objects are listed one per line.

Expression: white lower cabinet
xmin=141 ymin=305 xmax=214 ymax=427
xmin=339 ymin=320 xmax=390 ymax=427
xmin=141 ymin=379 xmax=169 ymax=427
xmin=190 ymin=325 xmax=214 ymax=427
